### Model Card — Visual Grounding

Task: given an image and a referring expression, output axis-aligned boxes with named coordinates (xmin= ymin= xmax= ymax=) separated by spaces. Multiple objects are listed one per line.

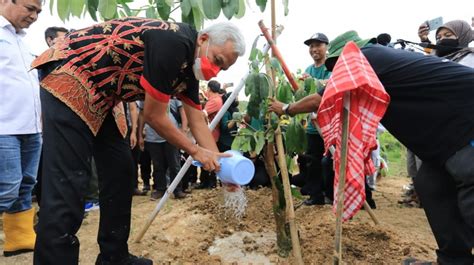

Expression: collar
xmin=0 ymin=15 xmax=26 ymax=37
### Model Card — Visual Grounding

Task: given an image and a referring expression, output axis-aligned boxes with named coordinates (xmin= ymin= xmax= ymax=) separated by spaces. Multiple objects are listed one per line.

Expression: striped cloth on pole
xmin=316 ymin=42 xmax=390 ymax=221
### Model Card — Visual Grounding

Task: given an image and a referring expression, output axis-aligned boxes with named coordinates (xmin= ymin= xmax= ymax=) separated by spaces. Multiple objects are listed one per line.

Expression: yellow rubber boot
xmin=3 ymin=208 xmax=36 ymax=257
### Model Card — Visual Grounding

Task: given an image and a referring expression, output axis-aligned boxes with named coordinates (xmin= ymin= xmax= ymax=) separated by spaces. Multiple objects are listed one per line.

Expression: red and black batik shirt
xmin=32 ymin=17 xmax=200 ymax=136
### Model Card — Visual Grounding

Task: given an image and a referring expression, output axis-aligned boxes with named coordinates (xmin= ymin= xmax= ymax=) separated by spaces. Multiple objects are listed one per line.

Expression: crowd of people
xmin=1 ymin=0 xmax=473 ymax=264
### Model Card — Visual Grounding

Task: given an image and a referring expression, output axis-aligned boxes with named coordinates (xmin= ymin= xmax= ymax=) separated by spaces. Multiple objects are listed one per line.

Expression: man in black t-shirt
xmin=270 ymin=31 xmax=474 ymax=264
xmin=32 ymin=18 xmax=245 ymax=265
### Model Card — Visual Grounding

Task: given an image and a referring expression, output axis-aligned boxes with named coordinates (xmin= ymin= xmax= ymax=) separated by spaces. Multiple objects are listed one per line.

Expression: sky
xmin=24 ymin=0 xmax=473 ymax=96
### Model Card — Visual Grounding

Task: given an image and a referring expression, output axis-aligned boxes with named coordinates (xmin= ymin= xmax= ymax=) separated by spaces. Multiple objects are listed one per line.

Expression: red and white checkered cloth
xmin=316 ymin=42 xmax=390 ymax=221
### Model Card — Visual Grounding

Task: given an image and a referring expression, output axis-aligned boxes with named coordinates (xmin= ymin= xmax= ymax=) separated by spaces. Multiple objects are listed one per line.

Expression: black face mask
xmin=435 ymin=38 xmax=461 ymax=57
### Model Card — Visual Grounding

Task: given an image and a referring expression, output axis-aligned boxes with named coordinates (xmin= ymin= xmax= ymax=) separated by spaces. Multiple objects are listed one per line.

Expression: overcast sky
xmin=24 ymin=0 xmax=473 ymax=94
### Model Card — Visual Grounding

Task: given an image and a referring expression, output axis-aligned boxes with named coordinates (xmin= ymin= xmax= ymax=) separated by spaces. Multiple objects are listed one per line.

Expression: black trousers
xmin=414 ymin=144 xmax=474 ymax=265
xmin=305 ymin=133 xmax=325 ymax=199
xmin=145 ymin=141 xmax=182 ymax=193
xmin=139 ymin=148 xmax=152 ymax=186
xmin=34 ymin=89 xmax=134 ymax=265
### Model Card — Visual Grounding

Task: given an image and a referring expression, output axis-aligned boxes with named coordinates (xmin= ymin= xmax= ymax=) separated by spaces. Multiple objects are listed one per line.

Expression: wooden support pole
xmin=333 ymin=92 xmax=351 ymax=265
xmin=275 ymin=127 xmax=304 ymax=265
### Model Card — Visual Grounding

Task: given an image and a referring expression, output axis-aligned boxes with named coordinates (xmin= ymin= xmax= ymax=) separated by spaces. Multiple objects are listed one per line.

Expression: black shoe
xmin=95 ymin=253 xmax=153 ymax=265
xmin=303 ymin=196 xmax=325 ymax=206
xmin=150 ymin=190 xmax=165 ymax=200
xmin=300 ymin=186 xmax=310 ymax=196
xmin=133 ymin=188 xmax=147 ymax=196
xmin=174 ymin=190 xmax=187 ymax=199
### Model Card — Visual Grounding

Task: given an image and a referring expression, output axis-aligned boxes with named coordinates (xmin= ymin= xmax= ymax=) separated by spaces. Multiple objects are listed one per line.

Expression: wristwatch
xmin=282 ymin=103 xmax=291 ymax=116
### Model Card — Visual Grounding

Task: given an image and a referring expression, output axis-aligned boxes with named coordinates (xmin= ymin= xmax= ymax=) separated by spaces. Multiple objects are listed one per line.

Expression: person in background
xmin=0 ymin=0 xmax=42 ymax=257
xmin=271 ymin=30 xmax=474 ymax=265
xmin=44 ymin=26 xmax=67 ymax=47
xmin=418 ymin=19 xmax=473 ymax=66
xmin=297 ymin=32 xmax=332 ymax=205
xmin=137 ymin=99 xmax=187 ymax=200
xmin=197 ymin=80 xmax=224 ymax=189
xmin=217 ymin=92 xmax=239 ymax=152
xmin=32 ymin=17 xmax=245 ymax=265
xmin=376 ymin=33 xmax=392 ymax=46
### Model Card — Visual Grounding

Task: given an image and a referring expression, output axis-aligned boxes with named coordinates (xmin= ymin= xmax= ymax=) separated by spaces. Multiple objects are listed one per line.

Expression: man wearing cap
xmin=299 ymin=33 xmax=333 ymax=205
xmin=270 ymin=30 xmax=474 ymax=264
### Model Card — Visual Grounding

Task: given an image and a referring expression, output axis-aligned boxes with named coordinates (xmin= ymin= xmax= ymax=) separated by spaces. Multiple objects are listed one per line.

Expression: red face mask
xmin=193 ymin=41 xmax=221 ymax=80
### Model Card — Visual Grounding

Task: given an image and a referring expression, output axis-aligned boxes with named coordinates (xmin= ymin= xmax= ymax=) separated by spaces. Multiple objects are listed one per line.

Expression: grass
xmin=379 ymin=132 xmax=407 ymax=178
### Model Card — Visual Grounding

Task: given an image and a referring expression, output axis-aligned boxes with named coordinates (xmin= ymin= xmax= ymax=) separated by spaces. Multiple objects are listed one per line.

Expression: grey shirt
xmin=137 ymin=99 xmax=182 ymax=143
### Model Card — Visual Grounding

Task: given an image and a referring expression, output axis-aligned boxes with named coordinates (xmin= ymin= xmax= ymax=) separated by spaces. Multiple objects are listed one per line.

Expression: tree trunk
xmin=263 ymin=143 xmax=292 ymax=257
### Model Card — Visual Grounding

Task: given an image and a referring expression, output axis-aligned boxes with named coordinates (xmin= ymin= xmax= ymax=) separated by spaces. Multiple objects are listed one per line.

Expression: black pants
xmin=414 ymin=144 xmax=474 ymax=265
xmin=139 ymin=148 xmax=152 ymax=187
xmin=145 ymin=141 xmax=182 ymax=193
xmin=34 ymin=89 xmax=134 ymax=265
xmin=305 ymin=133 xmax=325 ymax=199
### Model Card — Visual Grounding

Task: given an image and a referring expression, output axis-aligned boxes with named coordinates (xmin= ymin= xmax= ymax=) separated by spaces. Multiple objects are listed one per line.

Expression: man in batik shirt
xmin=32 ymin=17 xmax=245 ymax=265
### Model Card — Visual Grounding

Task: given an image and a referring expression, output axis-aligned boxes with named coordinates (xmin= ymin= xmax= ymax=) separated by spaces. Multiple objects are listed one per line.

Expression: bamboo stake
xmin=333 ymin=92 xmax=351 ymax=265
xmin=275 ymin=127 xmax=304 ymax=265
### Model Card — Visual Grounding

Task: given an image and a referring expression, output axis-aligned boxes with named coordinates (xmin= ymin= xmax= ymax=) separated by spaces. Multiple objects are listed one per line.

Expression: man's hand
xmin=191 ymin=145 xmax=231 ymax=172
xmin=138 ymin=135 xmax=145 ymax=151
xmin=418 ymin=22 xmax=430 ymax=42
xmin=130 ymin=132 xmax=137 ymax=149
xmin=268 ymin=98 xmax=285 ymax=116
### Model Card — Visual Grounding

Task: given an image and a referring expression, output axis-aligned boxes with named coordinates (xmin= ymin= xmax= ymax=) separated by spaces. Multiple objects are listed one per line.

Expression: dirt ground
xmin=0 ymin=175 xmax=437 ymax=265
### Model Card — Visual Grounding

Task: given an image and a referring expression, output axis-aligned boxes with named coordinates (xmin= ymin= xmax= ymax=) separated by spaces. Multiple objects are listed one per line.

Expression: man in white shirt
xmin=0 ymin=0 xmax=42 ymax=257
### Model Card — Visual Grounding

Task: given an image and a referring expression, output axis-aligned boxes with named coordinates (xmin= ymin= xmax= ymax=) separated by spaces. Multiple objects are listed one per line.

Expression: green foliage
xmin=156 ymin=0 xmax=171 ymax=20
xmin=255 ymin=0 xmax=267 ymax=12
xmin=379 ymin=131 xmax=407 ymax=177
xmin=284 ymin=118 xmax=307 ymax=154
xmin=202 ymin=0 xmax=221 ymax=19
xmin=98 ymin=0 xmax=117 ymax=19
xmin=49 ymin=0 xmax=287 ymax=29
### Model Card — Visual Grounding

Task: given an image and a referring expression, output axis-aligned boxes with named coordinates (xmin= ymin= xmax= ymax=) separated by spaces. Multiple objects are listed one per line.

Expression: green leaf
xmin=234 ymin=0 xmax=245 ymax=18
xmin=157 ymin=0 xmax=171 ymax=20
xmin=294 ymin=87 xmax=307 ymax=102
xmin=70 ymin=0 xmax=85 ymax=17
xmin=244 ymin=72 xmax=258 ymax=97
xmin=291 ymin=186 xmax=303 ymax=200
xmin=181 ymin=6 xmax=194 ymax=27
xmin=191 ymin=6 xmax=204 ymax=30
xmin=118 ymin=9 xmax=126 ymax=17
xmin=98 ymin=0 xmax=117 ymax=19
xmin=231 ymin=136 xmax=242 ymax=150
xmin=202 ymin=0 xmax=221 ymax=19
xmin=276 ymin=82 xmax=293 ymax=104
xmin=258 ymin=73 xmax=269 ymax=99
xmin=255 ymin=0 xmax=266 ymax=12
xmin=222 ymin=0 xmax=238 ymax=19
xmin=282 ymin=0 xmax=289 ymax=16
xmin=121 ymin=2 xmax=132 ymax=16
xmin=181 ymin=0 xmax=192 ymax=16
xmin=254 ymin=131 xmax=265 ymax=155
xmin=57 ymin=0 xmax=71 ymax=21
xmin=87 ymin=0 xmax=99 ymax=21
xmin=145 ymin=6 xmax=156 ymax=18
xmin=50 ymin=0 xmax=55 ymax=15
xmin=270 ymin=57 xmax=282 ymax=73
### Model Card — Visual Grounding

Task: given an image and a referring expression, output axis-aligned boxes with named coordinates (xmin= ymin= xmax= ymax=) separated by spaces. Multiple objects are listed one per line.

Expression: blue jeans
xmin=0 ymin=134 xmax=42 ymax=213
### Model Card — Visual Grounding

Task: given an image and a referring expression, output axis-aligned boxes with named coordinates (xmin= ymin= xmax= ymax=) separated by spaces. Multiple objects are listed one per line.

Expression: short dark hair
xmin=44 ymin=26 xmax=68 ymax=43
xmin=207 ymin=80 xmax=223 ymax=93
